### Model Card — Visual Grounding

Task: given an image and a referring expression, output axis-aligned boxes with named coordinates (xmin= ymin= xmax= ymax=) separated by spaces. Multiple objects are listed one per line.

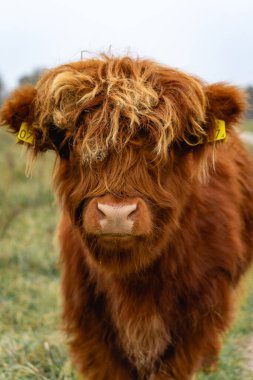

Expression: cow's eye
xmin=133 ymin=127 xmax=154 ymax=146
xmin=138 ymin=127 xmax=149 ymax=139
xmin=45 ymin=124 xmax=72 ymax=159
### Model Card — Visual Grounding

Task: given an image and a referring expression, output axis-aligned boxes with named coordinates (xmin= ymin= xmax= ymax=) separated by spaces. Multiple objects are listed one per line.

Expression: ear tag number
xmin=196 ymin=119 xmax=226 ymax=145
xmin=212 ymin=119 xmax=226 ymax=142
xmin=17 ymin=122 xmax=34 ymax=144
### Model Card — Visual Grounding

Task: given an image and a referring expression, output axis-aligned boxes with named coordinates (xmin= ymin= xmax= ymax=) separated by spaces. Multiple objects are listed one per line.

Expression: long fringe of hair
xmin=33 ymin=55 xmax=208 ymax=167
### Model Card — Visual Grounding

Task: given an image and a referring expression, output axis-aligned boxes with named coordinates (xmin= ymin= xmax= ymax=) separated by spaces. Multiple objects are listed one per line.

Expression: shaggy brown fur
xmin=1 ymin=55 xmax=253 ymax=380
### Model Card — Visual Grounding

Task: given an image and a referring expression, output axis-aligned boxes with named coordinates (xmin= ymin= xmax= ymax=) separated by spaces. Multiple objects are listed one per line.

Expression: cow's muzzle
xmin=83 ymin=194 xmax=152 ymax=240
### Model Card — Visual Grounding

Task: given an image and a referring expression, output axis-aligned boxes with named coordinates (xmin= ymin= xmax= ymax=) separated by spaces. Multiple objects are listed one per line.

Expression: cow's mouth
xmin=96 ymin=233 xmax=137 ymax=248
xmin=84 ymin=232 xmax=159 ymax=275
xmin=99 ymin=233 xmax=133 ymax=239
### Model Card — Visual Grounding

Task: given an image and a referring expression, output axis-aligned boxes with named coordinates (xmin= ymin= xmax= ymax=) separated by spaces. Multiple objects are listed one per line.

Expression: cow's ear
xmin=0 ymin=84 xmax=36 ymax=134
xmin=0 ymin=84 xmax=70 ymax=159
xmin=205 ymin=83 xmax=247 ymax=124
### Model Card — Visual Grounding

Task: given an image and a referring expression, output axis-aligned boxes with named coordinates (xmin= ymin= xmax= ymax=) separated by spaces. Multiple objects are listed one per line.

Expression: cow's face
xmin=54 ymin=136 xmax=192 ymax=275
xmin=0 ymin=56 xmax=246 ymax=275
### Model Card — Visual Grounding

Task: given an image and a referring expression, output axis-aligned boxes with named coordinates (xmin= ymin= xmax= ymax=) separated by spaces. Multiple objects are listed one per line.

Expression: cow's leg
xmin=74 ymin=341 xmax=133 ymax=380
xmin=201 ymin=355 xmax=219 ymax=374
xmin=149 ymin=372 xmax=196 ymax=380
xmin=148 ymin=343 xmax=202 ymax=380
xmin=199 ymin=334 xmax=223 ymax=375
xmin=149 ymin=336 xmax=221 ymax=380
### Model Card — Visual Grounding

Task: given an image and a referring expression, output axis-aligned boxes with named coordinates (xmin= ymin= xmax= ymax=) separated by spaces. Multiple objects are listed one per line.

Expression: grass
xmin=244 ymin=119 xmax=253 ymax=133
xmin=196 ymin=272 xmax=253 ymax=380
xmin=0 ymin=130 xmax=75 ymax=379
xmin=0 ymin=128 xmax=253 ymax=379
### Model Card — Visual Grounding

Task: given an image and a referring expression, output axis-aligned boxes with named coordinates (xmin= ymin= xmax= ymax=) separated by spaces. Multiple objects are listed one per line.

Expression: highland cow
xmin=1 ymin=56 xmax=253 ymax=380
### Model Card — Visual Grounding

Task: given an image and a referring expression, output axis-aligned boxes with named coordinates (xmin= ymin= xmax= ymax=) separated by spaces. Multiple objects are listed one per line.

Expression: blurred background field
xmin=0 ymin=130 xmax=75 ymax=379
xmin=244 ymin=119 xmax=253 ymax=133
xmin=0 ymin=124 xmax=253 ymax=379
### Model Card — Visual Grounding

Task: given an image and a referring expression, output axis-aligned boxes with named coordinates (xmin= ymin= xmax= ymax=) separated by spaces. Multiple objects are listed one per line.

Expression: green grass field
xmin=0 ymin=128 xmax=253 ymax=380
xmin=244 ymin=119 xmax=253 ymax=133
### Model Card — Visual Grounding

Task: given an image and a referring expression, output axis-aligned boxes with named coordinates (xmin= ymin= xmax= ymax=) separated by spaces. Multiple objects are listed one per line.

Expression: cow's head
xmin=0 ymin=56 xmax=246 ymax=276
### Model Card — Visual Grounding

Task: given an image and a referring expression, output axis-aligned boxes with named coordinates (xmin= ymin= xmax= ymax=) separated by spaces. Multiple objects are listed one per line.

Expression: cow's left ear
xmin=204 ymin=83 xmax=247 ymax=124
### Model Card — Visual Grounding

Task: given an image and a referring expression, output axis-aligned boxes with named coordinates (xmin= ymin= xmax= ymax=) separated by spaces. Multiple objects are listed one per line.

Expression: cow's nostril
xmin=96 ymin=203 xmax=106 ymax=218
xmin=127 ymin=205 xmax=138 ymax=219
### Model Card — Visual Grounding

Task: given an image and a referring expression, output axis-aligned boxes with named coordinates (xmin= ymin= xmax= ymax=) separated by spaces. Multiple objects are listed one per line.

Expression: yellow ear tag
xmin=208 ymin=119 xmax=226 ymax=142
xmin=17 ymin=122 xmax=34 ymax=144
xmin=195 ymin=119 xmax=226 ymax=145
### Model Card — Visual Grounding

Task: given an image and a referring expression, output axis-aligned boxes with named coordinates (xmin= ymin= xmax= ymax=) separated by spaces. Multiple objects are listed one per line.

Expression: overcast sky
xmin=1 ymin=0 xmax=253 ymax=90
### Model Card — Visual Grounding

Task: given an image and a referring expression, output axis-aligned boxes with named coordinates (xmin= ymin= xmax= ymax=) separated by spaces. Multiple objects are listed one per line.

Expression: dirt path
xmin=241 ymin=131 xmax=253 ymax=145
xmin=245 ymin=335 xmax=253 ymax=372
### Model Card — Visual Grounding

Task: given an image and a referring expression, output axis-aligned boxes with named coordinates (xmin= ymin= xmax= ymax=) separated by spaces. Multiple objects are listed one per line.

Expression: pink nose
xmin=97 ymin=203 xmax=137 ymax=234
xmin=83 ymin=194 xmax=152 ymax=238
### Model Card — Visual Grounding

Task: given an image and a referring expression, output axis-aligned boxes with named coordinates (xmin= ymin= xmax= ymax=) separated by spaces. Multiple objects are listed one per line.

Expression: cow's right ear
xmin=0 ymin=84 xmax=36 ymax=135
xmin=0 ymin=84 xmax=70 ymax=159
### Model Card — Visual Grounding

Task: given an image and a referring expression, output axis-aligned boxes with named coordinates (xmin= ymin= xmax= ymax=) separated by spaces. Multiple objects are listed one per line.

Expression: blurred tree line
xmin=0 ymin=77 xmax=5 ymax=105
xmin=246 ymin=87 xmax=253 ymax=119
xmin=0 ymin=70 xmax=253 ymax=119
xmin=18 ymin=68 xmax=45 ymax=87
xmin=0 ymin=68 xmax=44 ymax=105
